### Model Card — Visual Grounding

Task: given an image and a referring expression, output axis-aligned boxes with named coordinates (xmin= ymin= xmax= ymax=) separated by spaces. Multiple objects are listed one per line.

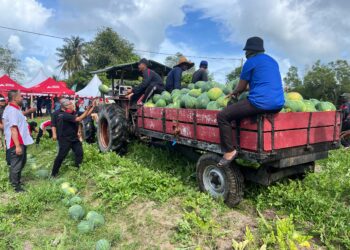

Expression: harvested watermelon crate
xmin=137 ymin=107 xmax=341 ymax=207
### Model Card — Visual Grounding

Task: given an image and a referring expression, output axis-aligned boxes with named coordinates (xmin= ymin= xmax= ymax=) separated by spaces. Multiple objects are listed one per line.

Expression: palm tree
xmin=56 ymin=36 xmax=85 ymax=77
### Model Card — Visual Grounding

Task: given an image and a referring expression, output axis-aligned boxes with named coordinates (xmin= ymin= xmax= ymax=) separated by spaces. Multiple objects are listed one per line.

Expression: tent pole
xmin=30 ymin=95 xmax=34 ymax=120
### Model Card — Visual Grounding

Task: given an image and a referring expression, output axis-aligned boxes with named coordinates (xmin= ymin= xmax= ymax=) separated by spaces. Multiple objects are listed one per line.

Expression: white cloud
xmin=189 ymin=0 xmax=350 ymax=65
xmin=7 ymin=35 xmax=23 ymax=54
xmin=24 ymin=57 xmax=44 ymax=75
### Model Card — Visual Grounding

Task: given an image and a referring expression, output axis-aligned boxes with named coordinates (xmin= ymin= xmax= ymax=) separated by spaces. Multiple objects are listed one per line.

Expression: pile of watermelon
xmin=282 ymin=92 xmax=336 ymax=113
xmin=144 ymin=79 xmax=240 ymax=110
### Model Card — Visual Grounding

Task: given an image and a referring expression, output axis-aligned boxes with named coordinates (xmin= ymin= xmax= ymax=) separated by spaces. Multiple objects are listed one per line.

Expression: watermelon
xmin=86 ymin=211 xmax=105 ymax=227
xmin=172 ymin=100 xmax=181 ymax=108
xmin=62 ymin=198 xmax=71 ymax=207
xmin=63 ymin=186 xmax=77 ymax=196
xmin=316 ymin=102 xmax=336 ymax=111
xmin=195 ymin=93 xmax=210 ymax=109
xmin=161 ymin=91 xmax=172 ymax=104
xmin=35 ymin=169 xmax=49 ymax=179
xmin=207 ymin=88 xmax=223 ymax=101
xmin=284 ymin=100 xmax=306 ymax=112
xmin=98 ymin=84 xmax=110 ymax=94
xmin=206 ymin=101 xmax=221 ymax=110
xmin=195 ymin=81 xmax=206 ymax=89
xmin=77 ymin=220 xmax=94 ymax=234
xmin=61 ymin=182 xmax=71 ymax=190
xmin=180 ymin=88 xmax=190 ymax=94
xmin=188 ymin=89 xmax=202 ymax=98
xmin=286 ymin=92 xmax=303 ymax=101
xmin=310 ymin=98 xmax=320 ymax=106
xmin=223 ymin=85 xmax=233 ymax=95
xmin=180 ymin=94 xmax=188 ymax=108
xmin=235 ymin=158 xmax=260 ymax=169
xmin=303 ymin=100 xmax=316 ymax=112
xmin=155 ymin=99 xmax=166 ymax=107
xmin=68 ymin=204 xmax=85 ymax=221
xmin=172 ymin=94 xmax=181 ymax=103
xmin=144 ymin=102 xmax=156 ymax=108
xmin=216 ymin=96 xmax=230 ymax=108
xmin=95 ymin=239 xmax=111 ymax=250
xmin=69 ymin=196 xmax=83 ymax=206
xmin=201 ymin=83 xmax=212 ymax=92
xmin=187 ymin=83 xmax=195 ymax=90
xmin=171 ymin=89 xmax=181 ymax=96
xmin=238 ymin=91 xmax=249 ymax=101
xmin=152 ymin=94 xmax=162 ymax=103
xmin=185 ymin=96 xmax=197 ymax=109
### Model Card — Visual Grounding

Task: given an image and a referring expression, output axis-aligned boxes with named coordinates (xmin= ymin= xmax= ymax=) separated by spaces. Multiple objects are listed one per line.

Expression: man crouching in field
xmin=2 ymin=90 xmax=34 ymax=192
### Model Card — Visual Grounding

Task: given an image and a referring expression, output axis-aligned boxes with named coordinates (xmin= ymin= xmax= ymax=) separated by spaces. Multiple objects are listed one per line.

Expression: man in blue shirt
xmin=165 ymin=56 xmax=194 ymax=92
xmin=217 ymin=37 xmax=285 ymax=167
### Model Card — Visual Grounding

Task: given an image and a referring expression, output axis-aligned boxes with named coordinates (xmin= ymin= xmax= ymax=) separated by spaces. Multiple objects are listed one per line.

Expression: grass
xmin=0 ymin=121 xmax=349 ymax=249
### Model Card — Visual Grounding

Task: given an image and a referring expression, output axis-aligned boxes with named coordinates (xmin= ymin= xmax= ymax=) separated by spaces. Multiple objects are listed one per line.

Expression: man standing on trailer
xmin=165 ymin=56 xmax=194 ymax=92
xmin=192 ymin=60 xmax=209 ymax=83
xmin=126 ymin=58 xmax=164 ymax=103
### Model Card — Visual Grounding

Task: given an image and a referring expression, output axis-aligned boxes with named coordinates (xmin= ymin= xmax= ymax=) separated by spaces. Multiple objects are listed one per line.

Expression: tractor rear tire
xmin=81 ymin=117 xmax=96 ymax=144
xmin=196 ymin=153 xmax=244 ymax=207
xmin=97 ymin=104 xmax=128 ymax=154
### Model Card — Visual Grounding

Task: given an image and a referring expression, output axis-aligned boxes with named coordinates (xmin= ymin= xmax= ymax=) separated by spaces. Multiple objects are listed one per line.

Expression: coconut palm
xmin=56 ymin=36 xmax=85 ymax=77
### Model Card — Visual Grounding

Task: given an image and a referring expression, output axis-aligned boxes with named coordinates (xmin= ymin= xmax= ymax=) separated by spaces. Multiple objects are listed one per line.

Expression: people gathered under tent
xmin=216 ymin=37 xmax=285 ymax=167
xmin=165 ymin=56 xmax=194 ymax=92
xmin=126 ymin=58 xmax=165 ymax=103
xmin=192 ymin=60 xmax=209 ymax=83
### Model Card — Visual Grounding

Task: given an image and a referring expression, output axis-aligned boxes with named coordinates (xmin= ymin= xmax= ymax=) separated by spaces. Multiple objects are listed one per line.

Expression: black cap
xmin=138 ymin=58 xmax=149 ymax=66
xmin=243 ymin=37 xmax=265 ymax=52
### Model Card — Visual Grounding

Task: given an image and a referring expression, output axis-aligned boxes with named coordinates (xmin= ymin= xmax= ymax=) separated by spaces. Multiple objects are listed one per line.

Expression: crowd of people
xmin=0 ymin=90 xmax=96 ymax=192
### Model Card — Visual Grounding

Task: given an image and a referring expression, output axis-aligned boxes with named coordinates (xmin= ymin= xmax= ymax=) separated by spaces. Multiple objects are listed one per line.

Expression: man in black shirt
xmin=126 ymin=58 xmax=164 ymax=103
xmin=51 ymin=99 xmax=95 ymax=177
xmin=192 ymin=60 xmax=209 ymax=83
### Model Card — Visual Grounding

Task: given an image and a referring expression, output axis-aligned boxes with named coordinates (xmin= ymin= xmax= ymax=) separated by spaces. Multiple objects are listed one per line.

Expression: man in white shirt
xmin=2 ymin=90 xmax=34 ymax=192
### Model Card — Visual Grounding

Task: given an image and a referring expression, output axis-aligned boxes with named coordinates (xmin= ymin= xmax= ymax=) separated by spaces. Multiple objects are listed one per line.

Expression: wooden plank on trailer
xmin=240 ymin=131 xmax=258 ymax=151
xmin=309 ymin=126 xmax=336 ymax=144
xmin=262 ymin=112 xmax=309 ymax=131
xmin=263 ymin=129 xmax=308 ymax=151
xmin=143 ymin=118 xmax=163 ymax=132
xmin=196 ymin=125 xmax=220 ymax=143
xmin=137 ymin=118 xmax=143 ymax=128
xmin=311 ymin=111 xmax=340 ymax=127
xmin=143 ymin=107 xmax=163 ymax=118
xmin=196 ymin=110 xmax=218 ymax=125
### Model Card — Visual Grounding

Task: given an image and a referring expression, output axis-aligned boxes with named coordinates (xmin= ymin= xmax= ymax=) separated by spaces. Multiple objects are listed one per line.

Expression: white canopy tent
xmin=24 ymin=68 xmax=48 ymax=88
xmin=76 ymin=74 xmax=102 ymax=98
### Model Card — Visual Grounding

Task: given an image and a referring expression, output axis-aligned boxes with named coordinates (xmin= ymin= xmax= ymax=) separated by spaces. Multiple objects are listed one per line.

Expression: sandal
xmin=217 ymin=152 xmax=238 ymax=168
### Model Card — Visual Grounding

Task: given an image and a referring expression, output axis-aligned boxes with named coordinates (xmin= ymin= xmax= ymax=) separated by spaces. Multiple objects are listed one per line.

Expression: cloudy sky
xmin=0 ymin=0 xmax=349 ymax=84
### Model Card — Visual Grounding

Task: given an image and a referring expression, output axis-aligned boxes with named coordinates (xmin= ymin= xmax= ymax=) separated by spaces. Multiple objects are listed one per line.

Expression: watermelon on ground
xmin=95 ymin=239 xmax=111 ymax=250
xmin=86 ymin=211 xmax=105 ymax=227
xmin=77 ymin=220 xmax=94 ymax=234
xmin=69 ymin=196 xmax=83 ymax=206
xmin=195 ymin=93 xmax=210 ymax=109
xmin=68 ymin=204 xmax=85 ymax=221
xmin=206 ymin=101 xmax=221 ymax=110
xmin=235 ymin=158 xmax=260 ymax=169
xmin=207 ymin=87 xmax=223 ymax=101
xmin=188 ymin=88 xmax=202 ymax=98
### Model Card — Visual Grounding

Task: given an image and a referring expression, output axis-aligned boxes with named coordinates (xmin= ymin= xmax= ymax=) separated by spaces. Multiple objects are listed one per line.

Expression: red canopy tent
xmin=28 ymin=77 xmax=75 ymax=96
xmin=0 ymin=75 xmax=29 ymax=96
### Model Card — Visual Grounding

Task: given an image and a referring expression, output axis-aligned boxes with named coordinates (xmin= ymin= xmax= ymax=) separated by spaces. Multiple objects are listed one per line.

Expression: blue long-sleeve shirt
xmin=165 ymin=66 xmax=183 ymax=92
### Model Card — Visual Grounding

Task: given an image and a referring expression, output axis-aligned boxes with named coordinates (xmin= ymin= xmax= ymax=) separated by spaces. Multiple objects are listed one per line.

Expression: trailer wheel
xmin=196 ymin=153 xmax=244 ymax=207
xmin=97 ymin=104 xmax=128 ymax=154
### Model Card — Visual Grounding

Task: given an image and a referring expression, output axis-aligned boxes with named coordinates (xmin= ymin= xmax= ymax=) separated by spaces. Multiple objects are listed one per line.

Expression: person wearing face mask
xmin=2 ymin=90 xmax=34 ymax=192
xmin=51 ymin=99 xmax=95 ymax=177
xmin=165 ymin=56 xmax=194 ymax=92
xmin=216 ymin=37 xmax=285 ymax=167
